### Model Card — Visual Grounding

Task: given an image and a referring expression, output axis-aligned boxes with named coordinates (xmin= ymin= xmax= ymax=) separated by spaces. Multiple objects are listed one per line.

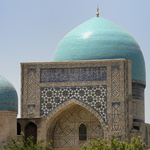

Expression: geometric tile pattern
xmin=27 ymin=68 xmax=36 ymax=101
xmin=40 ymin=85 xmax=107 ymax=123
xmin=40 ymin=67 xmax=107 ymax=82
xmin=111 ymin=66 xmax=120 ymax=97
xmin=53 ymin=105 xmax=104 ymax=148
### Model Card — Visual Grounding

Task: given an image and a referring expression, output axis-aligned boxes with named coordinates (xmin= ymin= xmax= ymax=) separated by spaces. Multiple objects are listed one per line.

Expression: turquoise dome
xmin=53 ymin=17 xmax=145 ymax=83
xmin=0 ymin=75 xmax=18 ymax=111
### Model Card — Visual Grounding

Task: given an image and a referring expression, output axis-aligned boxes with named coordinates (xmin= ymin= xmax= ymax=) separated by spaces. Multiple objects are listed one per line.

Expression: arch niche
xmin=25 ymin=122 xmax=37 ymax=143
xmin=17 ymin=122 xmax=21 ymax=135
xmin=46 ymin=99 xmax=105 ymax=149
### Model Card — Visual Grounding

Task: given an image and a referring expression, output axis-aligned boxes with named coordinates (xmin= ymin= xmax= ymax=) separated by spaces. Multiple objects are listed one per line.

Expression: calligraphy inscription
xmin=40 ymin=67 xmax=107 ymax=82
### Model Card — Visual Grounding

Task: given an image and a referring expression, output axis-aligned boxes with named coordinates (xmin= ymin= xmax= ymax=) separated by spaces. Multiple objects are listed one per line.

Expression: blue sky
xmin=0 ymin=0 xmax=150 ymax=121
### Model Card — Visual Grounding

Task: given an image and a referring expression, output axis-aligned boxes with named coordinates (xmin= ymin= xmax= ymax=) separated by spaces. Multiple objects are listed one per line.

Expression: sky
xmin=0 ymin=0 xmax=150 ymax=122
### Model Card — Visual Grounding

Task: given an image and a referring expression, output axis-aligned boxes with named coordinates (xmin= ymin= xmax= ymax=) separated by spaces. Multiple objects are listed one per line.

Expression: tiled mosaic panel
xmin=40 ymin=67 xmax=107 ymax=82
xmin=53 ymin=105 xmax=104 ymax=148
xmin=111 ymin=66 xmax=120 ymax=97
xmin=132 ymin=82 xmax=145 ymax=100
xmin=27 ymin=68 xmax=36 ymax=101
xmin=112 ymin=102 xmax=121 ymax=131
xmin=41 ymin=85 xmax=107 ymax=123
xmin=27 ymin=104 xmax=38 ymax=117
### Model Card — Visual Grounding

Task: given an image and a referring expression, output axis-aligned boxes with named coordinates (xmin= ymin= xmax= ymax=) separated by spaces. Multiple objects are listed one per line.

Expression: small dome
xmin=0 ymin=75 xmax=18 ymax=111
xmin=53 ymin=17 xmax=145 ymax=83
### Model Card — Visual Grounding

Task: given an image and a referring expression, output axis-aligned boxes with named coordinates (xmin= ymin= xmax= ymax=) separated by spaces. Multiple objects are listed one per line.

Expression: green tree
xmin=3 ymin=135 xmax=53 ymax=150
xmin=81 ymin=136 xmax=146 ymax=150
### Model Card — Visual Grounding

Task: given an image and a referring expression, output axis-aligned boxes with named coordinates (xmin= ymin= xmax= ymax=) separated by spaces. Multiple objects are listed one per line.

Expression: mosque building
xmin=0 ymin=9 xmax=150 ymax=150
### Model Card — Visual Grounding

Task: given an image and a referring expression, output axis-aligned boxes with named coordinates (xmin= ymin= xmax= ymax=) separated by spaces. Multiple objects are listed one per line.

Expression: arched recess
xmin=17 ymin=122 xmax=21 ymax=135
xmin=79 ymin=124 xmax=87 ymax=141
xmin=145 ymin=126 xmax=148 ymax=145
xmin=25 ymin=122 xmax=37 ymax=143
xmin=46 ymin=99 xmax=106 ymax=149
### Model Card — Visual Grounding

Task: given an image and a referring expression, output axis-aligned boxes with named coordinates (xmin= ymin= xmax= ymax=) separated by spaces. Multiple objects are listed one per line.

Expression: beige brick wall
xmin=0 ymin=111 xmax=17 ymax=145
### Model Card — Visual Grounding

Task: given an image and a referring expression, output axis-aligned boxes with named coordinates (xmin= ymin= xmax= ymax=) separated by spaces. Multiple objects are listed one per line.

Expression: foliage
xmin=3 ymin=135 xmax=53 ymax=150
xmin=81 ymin=136 xmax=146 ymax=150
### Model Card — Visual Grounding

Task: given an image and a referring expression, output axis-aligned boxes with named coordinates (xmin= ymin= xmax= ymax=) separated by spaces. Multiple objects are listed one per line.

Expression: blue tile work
xmin=40 ymin=85 xmax=107 ymax=123
xmin=133 ymin=119 xmax=144 ymax=123
xmin=27 ymin=104 xmax=36 ymax=108
xmin=112 ymin=102 xmax=120 ymax=106
xmin=0 ymin=75 xmax=18 ymax=111
xmin=40 ymin=67 xmax=107 ymax=82
xmin=111 ymin=65 xmax=120 ymax=71
xmin=132 ymin=82 xmax=145 ymax=100
xmin=28 ymin=68 xmax=36 ymax=73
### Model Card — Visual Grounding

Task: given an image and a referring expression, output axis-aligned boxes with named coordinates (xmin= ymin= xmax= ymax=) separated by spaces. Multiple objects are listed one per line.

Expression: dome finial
xmin=96 ymin=6 xmax=100 ymax=17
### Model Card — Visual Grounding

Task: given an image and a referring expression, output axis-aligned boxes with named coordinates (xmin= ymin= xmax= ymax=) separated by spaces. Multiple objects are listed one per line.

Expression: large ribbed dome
xmin=53 ymin=17 xmax=145 ymax=83
xmin=0 ymin=75 xmax=18 ymax=111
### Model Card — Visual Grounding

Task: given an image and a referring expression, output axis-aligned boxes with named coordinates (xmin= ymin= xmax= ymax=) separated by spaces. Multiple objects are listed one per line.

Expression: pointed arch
xmin=46 ymin=98 xmax=106 ymax=129
xmin=48 ymin=104 xmax=104 ymax=148
xmin=46 ymin=98 xmax=107 ymax=144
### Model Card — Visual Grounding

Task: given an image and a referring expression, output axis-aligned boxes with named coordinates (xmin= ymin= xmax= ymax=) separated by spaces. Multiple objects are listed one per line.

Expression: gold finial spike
xmin=96 ymin=6 xmax=99 ymax=17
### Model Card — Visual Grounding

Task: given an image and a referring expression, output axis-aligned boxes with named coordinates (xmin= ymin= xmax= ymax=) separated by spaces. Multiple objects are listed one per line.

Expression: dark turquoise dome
xmin=53 ymin=17 xmax=145 ymax=83
xmin=0 ymin=75 xmax=18 ymax=111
